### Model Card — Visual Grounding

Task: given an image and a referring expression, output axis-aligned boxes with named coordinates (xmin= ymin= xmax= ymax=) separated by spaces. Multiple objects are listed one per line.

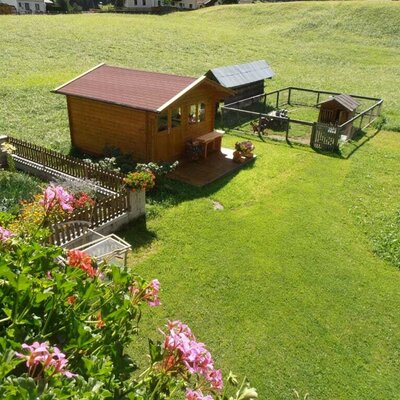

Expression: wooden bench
xmin=196 ymin=130 xmax=224 ymax=159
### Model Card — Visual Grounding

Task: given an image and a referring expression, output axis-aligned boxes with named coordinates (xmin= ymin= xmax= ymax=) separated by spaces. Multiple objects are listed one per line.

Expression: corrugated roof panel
xmin=208 ymin=60 xmax=274 ymax=88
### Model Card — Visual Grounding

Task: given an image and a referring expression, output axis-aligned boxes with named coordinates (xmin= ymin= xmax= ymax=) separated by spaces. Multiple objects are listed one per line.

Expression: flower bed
xmin=0 ymin=189 xmax=257 ymax=399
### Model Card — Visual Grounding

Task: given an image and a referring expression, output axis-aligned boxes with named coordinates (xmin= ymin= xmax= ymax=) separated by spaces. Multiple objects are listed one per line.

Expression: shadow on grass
xmin=340 ymin=128 xmax=381 ymax=159
xmin=150 ymin=161 xmax=253 ymax=206
xmin=115 ymin=162 xmax=253 ymax=252
xmin=117 ymin=216 xmax=158 ymax=254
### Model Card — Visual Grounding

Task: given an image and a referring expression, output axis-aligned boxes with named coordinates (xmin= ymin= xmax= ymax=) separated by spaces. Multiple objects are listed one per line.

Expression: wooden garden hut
xmin=317 ymin=94 xmax=359 ymax=134
xmin=53 ymin=64 xmax=233 ymax=162
xmin=205 ymin=60 xmax=274 ymax=105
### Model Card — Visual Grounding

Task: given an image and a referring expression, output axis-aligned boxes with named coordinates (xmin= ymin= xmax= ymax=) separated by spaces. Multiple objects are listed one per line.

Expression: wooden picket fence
xmin=49 ymin=192 xmax=130 ymax=245
xmin=8 ymin=137 xmax=125 ymax=192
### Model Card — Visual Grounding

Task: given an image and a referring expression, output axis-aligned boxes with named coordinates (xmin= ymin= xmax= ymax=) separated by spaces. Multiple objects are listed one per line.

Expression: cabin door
xmin=154 ymin=132 xmax=176 ymax=162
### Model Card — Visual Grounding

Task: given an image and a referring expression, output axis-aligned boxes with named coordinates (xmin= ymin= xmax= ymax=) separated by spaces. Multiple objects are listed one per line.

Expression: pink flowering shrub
xmin=40 ymin=184 xmax=75 ymax=213
xmin=162 ymin=320 xmax=223 ymax=392
xmin=0 ymin=226 xmax=13 ymax=241
xmin=15 ymin=342 xmax=77 ymax=379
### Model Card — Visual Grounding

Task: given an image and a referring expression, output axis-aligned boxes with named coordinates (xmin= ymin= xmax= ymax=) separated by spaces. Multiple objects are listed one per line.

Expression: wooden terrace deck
xmin=168 ymin=147 xmax=256 ymax=187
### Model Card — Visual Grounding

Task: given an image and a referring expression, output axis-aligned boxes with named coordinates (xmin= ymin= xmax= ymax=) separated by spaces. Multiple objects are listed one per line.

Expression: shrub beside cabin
xmin=53 ymin=64 xmax=233 ymax=162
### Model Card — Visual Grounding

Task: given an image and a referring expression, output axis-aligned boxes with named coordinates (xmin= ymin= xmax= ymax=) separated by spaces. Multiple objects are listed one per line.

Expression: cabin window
xmin=158 ymin=112 xmax=169 ymax=133
xmin=199 ymin=102 xmax=206 ymax=122
xmin=188 ymin=104 xmax=197 ymax=124
xmin=188 ymin=103 xmax=206 ymax=124
xmin=171 ymin=107 xmax=181 ymax=128
xmin=35 ymin=3 xmax=40 ymax=10
xmin=142 ymin=0 xmax=146 ymax=5
xmin=134 ymin=0 xmax=137 ymax=4
xmin=24 ymin=2 xmax=30 ymax=9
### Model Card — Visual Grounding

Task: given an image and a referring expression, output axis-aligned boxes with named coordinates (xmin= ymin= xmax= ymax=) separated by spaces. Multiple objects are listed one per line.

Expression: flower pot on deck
xmin=233 ymin=150 xmax=244 ymax=163
xmin=243 ymin=152 xmax=254 ymax=159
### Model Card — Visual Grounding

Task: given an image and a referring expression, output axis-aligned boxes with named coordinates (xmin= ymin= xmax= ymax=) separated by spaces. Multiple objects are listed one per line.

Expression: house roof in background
xmin=318 ymin=94 xmax=359 ymax=112
xmin=53 ymin=64 xmax=203 ymax=112
xmin=206 ymin=60 xmax=274 ymax=88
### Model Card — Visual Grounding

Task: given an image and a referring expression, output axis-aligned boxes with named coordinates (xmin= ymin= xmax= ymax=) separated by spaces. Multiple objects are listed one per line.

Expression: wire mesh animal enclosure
xmin=220 ymin=87 xmax=383 ymax=151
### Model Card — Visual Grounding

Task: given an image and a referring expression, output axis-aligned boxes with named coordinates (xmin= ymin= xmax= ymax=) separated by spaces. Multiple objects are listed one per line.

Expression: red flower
xmin=96 ymin=312 xmax=105 ymax=328
xmin=67 ymin=295 xmax=77 ymax=305
xmin=67 ymin=250 xmax=96 ymax=278
xmin=73 ymin=193 xmax=95 ymax=209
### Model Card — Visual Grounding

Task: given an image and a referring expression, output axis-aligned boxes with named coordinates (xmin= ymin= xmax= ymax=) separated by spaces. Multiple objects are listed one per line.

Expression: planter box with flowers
xmin=233 ymin=140 xmax=255 ymax=163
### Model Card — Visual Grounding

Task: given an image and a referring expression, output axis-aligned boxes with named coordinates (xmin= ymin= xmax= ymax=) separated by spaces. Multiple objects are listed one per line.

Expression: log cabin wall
xmin=67 ymin=96 xmax=149 ymax=161
xmin=224 ymin=80 xmax=264 ymax=105
xmin=318 ymin=101 xmax=354 ymax=125
xmin=152 ymin=83 xmax=218 ymax=161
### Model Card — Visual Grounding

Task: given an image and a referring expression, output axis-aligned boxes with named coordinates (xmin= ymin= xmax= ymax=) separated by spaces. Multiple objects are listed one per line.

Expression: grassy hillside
xmin=1 ymin=3 xmax=400 ymax=399
xmin=1 ymin=1 xmax=400 ymax=152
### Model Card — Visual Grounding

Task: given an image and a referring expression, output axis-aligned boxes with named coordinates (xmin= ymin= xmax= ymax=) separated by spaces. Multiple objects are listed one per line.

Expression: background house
xmin=5 ymin=0 xmax=48 ymax=13
xmin=124 ymin=0 xmax=160 ymax=11
xmin=206 ymin=60 xmax=274 ymax=105
xmin=53 ymin=64 xmax=233 ymax=162
xmin=170 ymin=0 xmax=205 ymax=9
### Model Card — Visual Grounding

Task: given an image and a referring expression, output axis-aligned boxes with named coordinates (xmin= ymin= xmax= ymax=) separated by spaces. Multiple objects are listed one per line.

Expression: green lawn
xmin=123 ymin=131 xmax=400 ymax=399
xmin=1 ymin=2 xmax=400 ymax=399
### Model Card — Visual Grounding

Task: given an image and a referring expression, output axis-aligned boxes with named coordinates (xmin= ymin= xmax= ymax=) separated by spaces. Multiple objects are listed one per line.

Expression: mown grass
xmin=1 ymin=2 xmax=400 ymax=399
xmin=0 ymin=1 xmax=400 ymax=152
xmin=123 ymin=130 xmax=400 ymax=399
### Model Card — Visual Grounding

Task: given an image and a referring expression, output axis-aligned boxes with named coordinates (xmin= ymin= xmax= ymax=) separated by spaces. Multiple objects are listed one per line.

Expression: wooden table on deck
xmin=196 ymin=131 xmax=224 ymax=159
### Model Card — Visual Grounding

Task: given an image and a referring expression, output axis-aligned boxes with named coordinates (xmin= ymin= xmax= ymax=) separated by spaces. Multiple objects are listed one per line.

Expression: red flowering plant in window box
xmin=123 ymin=170 xmax=155 ymax=192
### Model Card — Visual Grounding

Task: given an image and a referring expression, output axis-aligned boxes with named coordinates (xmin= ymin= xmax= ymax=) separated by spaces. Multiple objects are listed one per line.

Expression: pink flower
xmin=146 ymin=279 xmax=161 ymax=307
xmin=15 ymin=342 xmax=77 ymax=378
xmin=208 ymin=368 xmax=223 ymax=390
xmin=40 ymin=185 xmax=74 ymax=213
xmin=130 ymin=278 xmax=161 ymax=307
xmin=0 ymin=226 xmax=14 ymax=241
xmin=186 ymin=389 xmax=213 ymax=400
xmin=15 ymin=341 xmax=50 ymax=368
xmin=162 ymin=321 xmax=223 ymax=391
